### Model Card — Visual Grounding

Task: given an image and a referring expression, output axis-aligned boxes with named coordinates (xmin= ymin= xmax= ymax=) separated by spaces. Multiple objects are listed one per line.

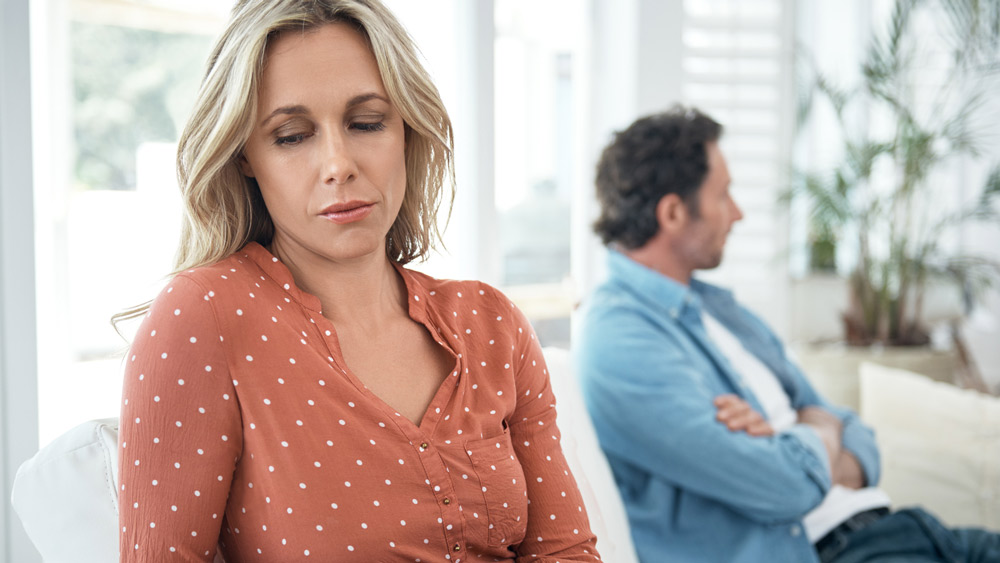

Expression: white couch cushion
xmin=860 ymin=362 xmax=1000 ymax=530
xmin=12 ymin=418 xmax=121 ymax=563
xmin=543 ymin=346 xmax=639 ymax=563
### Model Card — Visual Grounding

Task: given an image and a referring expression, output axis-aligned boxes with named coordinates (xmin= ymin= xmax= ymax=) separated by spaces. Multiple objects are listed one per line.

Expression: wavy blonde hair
xmin=115 ymin=0 xmax=454 ymax=325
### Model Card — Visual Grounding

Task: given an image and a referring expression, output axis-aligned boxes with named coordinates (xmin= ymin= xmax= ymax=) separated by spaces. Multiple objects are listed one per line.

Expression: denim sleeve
xmin=578 ymin=306 xmax=833 ymax=525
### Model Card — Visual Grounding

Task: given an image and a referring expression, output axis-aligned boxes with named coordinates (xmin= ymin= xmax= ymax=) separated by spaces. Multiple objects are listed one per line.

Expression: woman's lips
xmin=319 ymin=202 xmax=374 ymax=224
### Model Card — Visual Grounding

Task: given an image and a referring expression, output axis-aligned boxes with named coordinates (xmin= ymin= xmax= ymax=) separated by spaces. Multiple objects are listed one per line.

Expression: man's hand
xmin=714 ymin=394 xmax=774 ymax=437
xmin=797 ymin=406 xmax=843 ymax=476
xmin=833 ymin=449 xmax=866 ymax=489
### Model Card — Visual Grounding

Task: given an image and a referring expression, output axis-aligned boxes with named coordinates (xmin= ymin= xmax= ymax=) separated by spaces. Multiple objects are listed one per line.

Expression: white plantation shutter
xmin=577 ymin=0 xmax=796 ymax=339
xmin=678 ymin=0 xmax=795 ymax=338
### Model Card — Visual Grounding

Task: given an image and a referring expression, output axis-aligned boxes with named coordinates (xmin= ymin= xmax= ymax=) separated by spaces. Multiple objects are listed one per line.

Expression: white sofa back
xmin=11 ymin=347 xmax=638 ymax=563
xmin=11 ymin=418 xmax=120 ymax=563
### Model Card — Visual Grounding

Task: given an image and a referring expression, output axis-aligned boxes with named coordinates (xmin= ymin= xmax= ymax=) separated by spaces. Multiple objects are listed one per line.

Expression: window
xmin=678 ymin=0 xmax=795 ymax=336
xmin=32 ymin=0 xmax=230 ymax=446
xmin=493 ymin=0 xmax=587 ymax=347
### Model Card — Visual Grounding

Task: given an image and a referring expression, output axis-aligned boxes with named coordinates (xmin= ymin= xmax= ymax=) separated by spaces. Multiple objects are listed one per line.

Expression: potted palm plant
xmin=791 ymin=0 xmax=1000 ymax=347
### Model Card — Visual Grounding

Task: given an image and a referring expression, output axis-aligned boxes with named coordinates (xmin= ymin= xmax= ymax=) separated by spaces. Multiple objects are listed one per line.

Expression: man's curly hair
xmin=593 ymin=106 xmax=722 ymax=249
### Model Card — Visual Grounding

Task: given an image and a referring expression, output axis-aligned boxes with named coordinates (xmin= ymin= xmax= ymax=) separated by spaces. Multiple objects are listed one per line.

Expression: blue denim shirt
xmin=576 ymin=250 xmax=881 ymax=563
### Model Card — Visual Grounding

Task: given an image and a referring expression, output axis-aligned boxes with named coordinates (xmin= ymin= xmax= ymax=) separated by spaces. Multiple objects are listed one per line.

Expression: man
xmin=576 ymin=106 xmax=1000 ymax=562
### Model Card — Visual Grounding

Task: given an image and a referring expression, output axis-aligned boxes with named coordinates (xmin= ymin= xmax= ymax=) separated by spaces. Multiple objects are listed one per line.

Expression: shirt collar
xmin=240 ymin=242 xmax=324 ymax=313
xmin=605 ymin=248 xmax=735 ymax=319
xmin=240 ymin=242 xmax=429 ymax=321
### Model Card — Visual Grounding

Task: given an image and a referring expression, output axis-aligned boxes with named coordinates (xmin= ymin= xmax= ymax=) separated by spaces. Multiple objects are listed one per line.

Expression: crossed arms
xmin=715 ymin=395 xmax=866 ymax=490
xmin=579 ymin=306 xmax=881 ymax=524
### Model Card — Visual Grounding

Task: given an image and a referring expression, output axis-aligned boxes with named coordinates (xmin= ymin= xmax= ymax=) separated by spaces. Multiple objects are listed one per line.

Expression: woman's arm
xmin=499 ymin=297 xmax=602 ymax=562
xmin=118 ymin=275 xmax=243 ymax=562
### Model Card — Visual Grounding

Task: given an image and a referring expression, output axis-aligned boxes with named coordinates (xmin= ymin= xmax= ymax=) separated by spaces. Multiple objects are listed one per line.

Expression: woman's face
xmin=241 ymin=23 xmax=407 ymax=265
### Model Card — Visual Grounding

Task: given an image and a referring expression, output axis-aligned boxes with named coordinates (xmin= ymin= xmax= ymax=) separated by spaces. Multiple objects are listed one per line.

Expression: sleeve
xmin=578 ymin=304 xmax=832 ymax=525
xmin=118 ymin=274 xmax=243 ymax=562
xmin=790 ymin=378 xmax=881 ymax=487
xmin=494 ymin=292 xmax=601 ymax=562
xmin=751 ymin=313 xmax=882 ymax=488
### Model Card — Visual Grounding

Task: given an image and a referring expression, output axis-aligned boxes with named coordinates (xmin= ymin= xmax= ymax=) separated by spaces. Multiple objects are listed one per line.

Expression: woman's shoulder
xmin=150 ymin=249 xmax=269 ymax=309
xmin=401 ymin=267 xmax=513 ymax=311
xmin=177 ymin=248 xmax=264 ymax=284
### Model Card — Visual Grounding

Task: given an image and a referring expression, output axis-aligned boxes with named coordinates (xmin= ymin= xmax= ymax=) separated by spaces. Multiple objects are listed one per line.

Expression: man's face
xmin=673 ymin=141 xmax=743 ymax=271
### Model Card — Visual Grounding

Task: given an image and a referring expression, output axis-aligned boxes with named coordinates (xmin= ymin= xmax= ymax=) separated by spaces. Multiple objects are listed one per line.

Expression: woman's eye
xmin=275 ymin=133 xmax=307 ymax=146
xmin=352 ymin=121 xmax=386 ymax=132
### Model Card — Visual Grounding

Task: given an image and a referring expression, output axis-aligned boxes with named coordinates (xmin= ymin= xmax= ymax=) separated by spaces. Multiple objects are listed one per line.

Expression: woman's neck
xmin=268 ymin=238 xmax=407 ymax=328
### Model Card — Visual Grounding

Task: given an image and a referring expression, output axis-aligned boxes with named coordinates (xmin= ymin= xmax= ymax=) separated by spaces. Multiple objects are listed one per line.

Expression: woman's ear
xmin=238 ymin=154 xmax=255 ymax=178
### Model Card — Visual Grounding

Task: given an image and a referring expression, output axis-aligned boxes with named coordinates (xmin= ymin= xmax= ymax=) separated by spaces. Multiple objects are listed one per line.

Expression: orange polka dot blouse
xmin=118 ymin=243 xmax=601 ymax=562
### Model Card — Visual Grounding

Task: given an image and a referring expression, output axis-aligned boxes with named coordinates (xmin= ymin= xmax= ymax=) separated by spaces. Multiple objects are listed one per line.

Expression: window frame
xmin=1 ymin=0 xmax=42 ymax=559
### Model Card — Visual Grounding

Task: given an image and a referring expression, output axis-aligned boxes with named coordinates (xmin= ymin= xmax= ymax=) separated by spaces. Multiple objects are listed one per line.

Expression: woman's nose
xmin=322 ymin=131 xmax=358 ymax=185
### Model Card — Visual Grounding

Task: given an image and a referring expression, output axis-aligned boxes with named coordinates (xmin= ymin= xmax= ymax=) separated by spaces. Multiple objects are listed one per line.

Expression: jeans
xmin=818 ymin=507 xmax=1000 ymax=563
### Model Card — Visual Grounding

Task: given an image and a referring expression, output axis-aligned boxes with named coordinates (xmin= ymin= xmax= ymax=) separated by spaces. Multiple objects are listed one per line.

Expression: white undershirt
xmin=701 ymin=311 xmax=891 ymax=542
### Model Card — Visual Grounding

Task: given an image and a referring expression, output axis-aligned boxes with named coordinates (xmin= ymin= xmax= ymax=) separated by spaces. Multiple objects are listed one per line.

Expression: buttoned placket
xmin=248 ymin=247 xmax=478 ymax=555
xmin=308 ymin=285 xmax=471 ymax=556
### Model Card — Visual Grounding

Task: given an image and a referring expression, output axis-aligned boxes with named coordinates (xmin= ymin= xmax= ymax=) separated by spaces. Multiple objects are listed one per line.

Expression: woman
xmin=117 ymin=1 xmax=602 ymax=561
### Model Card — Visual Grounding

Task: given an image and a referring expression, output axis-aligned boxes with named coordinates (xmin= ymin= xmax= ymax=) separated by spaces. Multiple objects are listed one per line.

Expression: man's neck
xmin=622 ymin=244 xmax=693 ymax=286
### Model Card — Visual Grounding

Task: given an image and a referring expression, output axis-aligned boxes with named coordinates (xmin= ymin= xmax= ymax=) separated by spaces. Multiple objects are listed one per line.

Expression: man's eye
xmin=275 ymin=133 xmax=307 ymax=146
xmin=352 ymin=122 xmax=386 ymax=132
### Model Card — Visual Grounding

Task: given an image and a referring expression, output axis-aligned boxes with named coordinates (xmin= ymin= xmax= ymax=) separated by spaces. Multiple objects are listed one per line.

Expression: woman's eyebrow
xmin=260 ymin=104 xmax=308 ymax=127
xmin=346 ymin=92 xmax=389 ymax=108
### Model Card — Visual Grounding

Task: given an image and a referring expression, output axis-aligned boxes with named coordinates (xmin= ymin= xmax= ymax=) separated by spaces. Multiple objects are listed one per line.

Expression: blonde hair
xmin=115 ymin=0 xmax=453 ymax=325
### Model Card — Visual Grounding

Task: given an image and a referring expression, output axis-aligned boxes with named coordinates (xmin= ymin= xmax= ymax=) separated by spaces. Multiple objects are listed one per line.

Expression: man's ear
xmin=238 ymin=154 xmax=255 ymax=178
xmin=655 ymin=193 xmax=690 ymax=235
